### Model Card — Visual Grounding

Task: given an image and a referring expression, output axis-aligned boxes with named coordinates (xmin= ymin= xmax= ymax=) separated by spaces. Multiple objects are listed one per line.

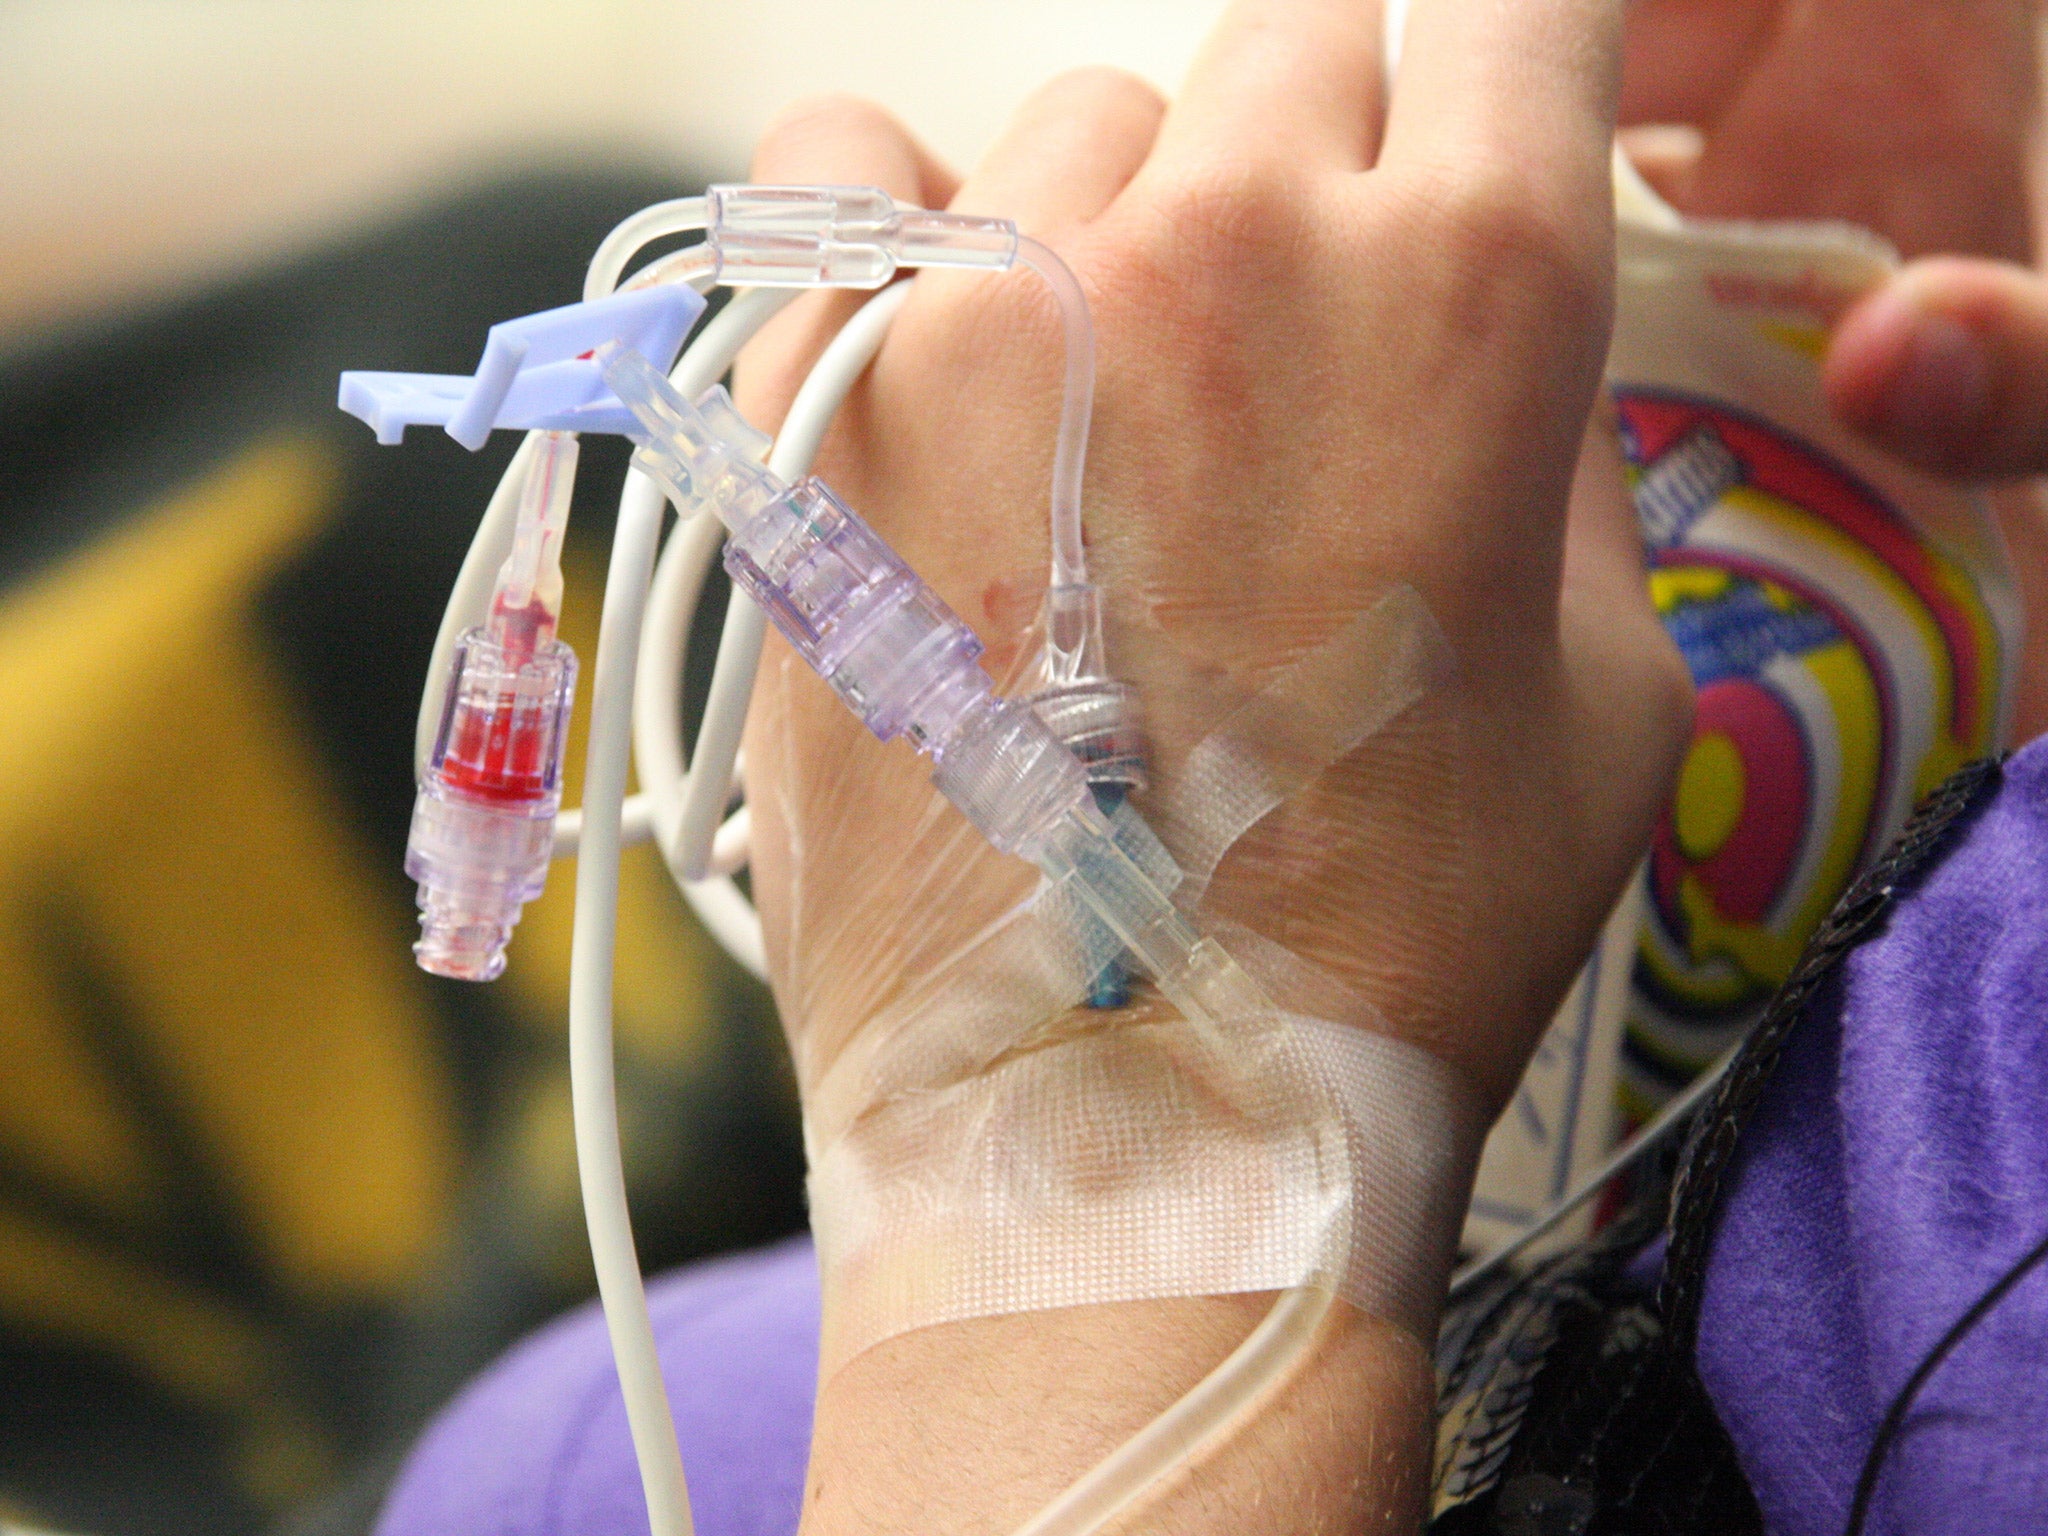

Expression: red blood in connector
xmin=489 ymin=598 xmax=558 ymax=669
xmin=437 ymin=694 xmax=557 ymax=805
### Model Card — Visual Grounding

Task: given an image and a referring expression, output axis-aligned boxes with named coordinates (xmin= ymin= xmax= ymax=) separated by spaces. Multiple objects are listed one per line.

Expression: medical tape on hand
xmin=1154 ymin=583 xmax=1452 ymax=906
xmin=803 ymin=585 xmax=1472 ymax=1376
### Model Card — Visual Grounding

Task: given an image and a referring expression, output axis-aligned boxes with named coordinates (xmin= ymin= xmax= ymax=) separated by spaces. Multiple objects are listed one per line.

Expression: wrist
xmin=802 ymin=1290 xmax=1439 ymax=1536
xmin=796 ymin=984 xmax=1485 ymax=1536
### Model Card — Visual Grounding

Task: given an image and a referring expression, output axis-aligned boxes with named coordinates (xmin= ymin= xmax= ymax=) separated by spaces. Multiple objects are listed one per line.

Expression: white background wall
xmin=0 ymin=0 xmax=1223 ymax=338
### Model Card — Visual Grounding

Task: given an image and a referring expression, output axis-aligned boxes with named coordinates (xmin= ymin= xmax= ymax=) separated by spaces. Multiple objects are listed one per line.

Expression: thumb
xmin=1825 ymin=256 xmax=2048 ymax=481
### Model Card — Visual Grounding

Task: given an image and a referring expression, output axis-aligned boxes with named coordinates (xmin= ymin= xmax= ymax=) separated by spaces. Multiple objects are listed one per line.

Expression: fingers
xmin=749 ymin=91 xmax=960 ymax=208
xmin=1146 ymin=0 xmax=1387 ymax=174
xmin=1618 ymin=0 xmax=1776 ymax=126
xmin=1381 ymin=0 xmax=1623 ymax=221
xmin=737 ymin=96 xmax=961 ymax=429
xmin=949 ymin=67 xmax=1166 ymax=233
xmin=1825 ymin=257 xmax=2048 ymax=480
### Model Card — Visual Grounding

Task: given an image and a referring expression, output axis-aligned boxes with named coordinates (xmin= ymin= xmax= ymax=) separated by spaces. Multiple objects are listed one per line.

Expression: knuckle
xmin=751 ymin=92 xmax=905 ymax=175
xmin=1029 ymin=64 xmax=1168 ymax=130
xmin=1397 ymin=162 xmax=1610 ymax=328
xmin=1076 ymin=165 xmax=1322 ymax=426
xmin=1137 ymin=161 xmax=1314 ymax=276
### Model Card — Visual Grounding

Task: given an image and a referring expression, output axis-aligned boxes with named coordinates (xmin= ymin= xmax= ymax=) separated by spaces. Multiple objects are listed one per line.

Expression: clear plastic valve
xmin=407 ymin=431 xmax=580 ymax=981
xmin=723 ymin=477 xmax=996 ymax=747
xmin=408 ymin=629 xmax=577 ymax=979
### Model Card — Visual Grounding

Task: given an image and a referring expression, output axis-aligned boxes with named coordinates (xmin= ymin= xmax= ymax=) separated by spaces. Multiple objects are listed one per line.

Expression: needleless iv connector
xmin=605 ymin=350 xmax=1240 ymax=1027
xmin=408 ymin=431 xmax=580 ymax=980
xmin=389 ymin=185 xmax=1145 ymax=984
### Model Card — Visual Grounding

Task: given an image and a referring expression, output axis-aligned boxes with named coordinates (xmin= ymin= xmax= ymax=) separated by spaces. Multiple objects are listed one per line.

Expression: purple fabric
xmin=376 ymin=1235 xmax=819 ymax=1536
xmin=1699 ymin=737 xmax=2048 ymax=1534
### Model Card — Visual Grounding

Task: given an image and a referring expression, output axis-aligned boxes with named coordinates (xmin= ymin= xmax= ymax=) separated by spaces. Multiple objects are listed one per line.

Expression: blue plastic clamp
xmin=338 ymin=285 xmax=708 ymax=450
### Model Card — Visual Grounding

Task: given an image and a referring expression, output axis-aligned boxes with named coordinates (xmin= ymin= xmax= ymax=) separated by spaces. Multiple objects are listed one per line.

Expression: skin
xmin=727 ymin=1 xmax=1696 ymax=1532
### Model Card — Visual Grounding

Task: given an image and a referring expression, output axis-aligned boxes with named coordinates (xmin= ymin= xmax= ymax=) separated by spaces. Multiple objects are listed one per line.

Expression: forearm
xmin=801 ymin=1291 xmax=1438 ymax=1536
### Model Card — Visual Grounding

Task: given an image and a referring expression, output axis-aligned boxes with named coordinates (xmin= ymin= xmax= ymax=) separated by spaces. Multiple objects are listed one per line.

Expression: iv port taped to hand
xmin=608 ymin=343 xmax=1272 ymax=1066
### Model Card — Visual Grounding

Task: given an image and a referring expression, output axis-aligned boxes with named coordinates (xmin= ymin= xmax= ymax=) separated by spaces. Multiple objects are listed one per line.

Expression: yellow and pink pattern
xmin=1617 ymin=391 xmax=2005 ymax=1095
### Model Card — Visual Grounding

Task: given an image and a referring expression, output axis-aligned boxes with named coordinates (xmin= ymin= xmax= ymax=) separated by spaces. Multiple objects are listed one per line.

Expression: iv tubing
xmin=585 ymin=197 xmax=709 ymax=302
xmin=571 ymin=463 xmax=692 ymax=1536
xmin=1015 ymin=236 xmax=1094 ymax=591
xmin=1014 ymin=1285 xmax=1334 ymax=1536
xmin=660 ymin=281 xmax=911 ymax=889
xmin=568 ymin=263 xmax=785 ymax=1536
xmin=625 ymin=286 xmax=797 ymax=833
xmin=413 ymin=431 xmax=534 ymax=774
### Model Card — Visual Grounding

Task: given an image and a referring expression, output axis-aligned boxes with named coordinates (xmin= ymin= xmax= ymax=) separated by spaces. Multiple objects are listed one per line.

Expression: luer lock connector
xmin=407 ymin=431 xmax=581 ymax=980
xmin=408 ymin=630 xmax=577 ymax=979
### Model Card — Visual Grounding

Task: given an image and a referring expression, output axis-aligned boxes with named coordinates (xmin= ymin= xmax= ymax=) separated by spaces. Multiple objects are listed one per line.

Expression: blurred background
xmin=2 ymin=0 xmax=1220 ymax=340
xmin=0 ymin=4 xmax=1219 ymax=1534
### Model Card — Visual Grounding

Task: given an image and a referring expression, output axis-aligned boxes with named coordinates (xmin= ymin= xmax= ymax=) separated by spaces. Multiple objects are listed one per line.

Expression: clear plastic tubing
xmin=588 ymin=192 xmax=1092 ymax=600
xmin=1016 ymin=235 xmax=1094 ymax=593
xmin=568 ymin=463 xmax=693 ymax=1536
xmin=584 ymin=196 xmax=708 ymax=302
xmin=1013 ymin=1284 xmax=1333 ymax=1536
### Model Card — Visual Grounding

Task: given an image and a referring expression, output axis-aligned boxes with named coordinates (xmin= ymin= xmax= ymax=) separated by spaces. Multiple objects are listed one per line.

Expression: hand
xmin=733 ymin=1 xmax=1684 ymax=1530
xmin=740 ymin=0 xmax=1684 ymax=1129
xmin=1621 ymin=0 xmax=2037 ymax=262
xmin=1621 ymin=1 xmax=2048 ymax=738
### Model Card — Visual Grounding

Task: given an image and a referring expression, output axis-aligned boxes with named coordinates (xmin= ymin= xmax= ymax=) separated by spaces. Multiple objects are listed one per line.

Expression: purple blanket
xmin=1698 ymin=739 xmax=2048 ymax=1534
xmin=376 ymin=1237 xmax=819 ymax=1536
xmin=379 ymin=741 xmax=2048 ymax=1536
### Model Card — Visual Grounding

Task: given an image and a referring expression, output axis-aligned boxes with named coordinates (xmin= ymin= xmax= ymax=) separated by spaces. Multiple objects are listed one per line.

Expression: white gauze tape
xmin=803 ymin=585 xmax=1474 ymax=1376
